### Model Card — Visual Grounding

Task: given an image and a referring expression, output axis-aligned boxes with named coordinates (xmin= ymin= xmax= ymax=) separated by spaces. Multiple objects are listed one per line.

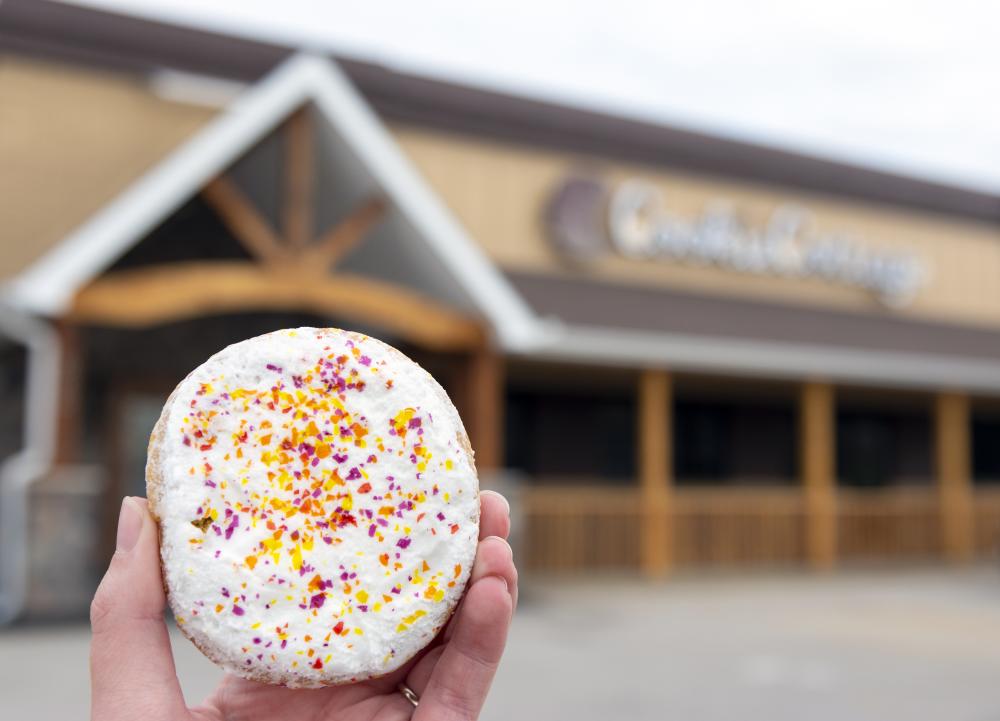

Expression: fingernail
xmin=116 ymin=497 xmax=142 ymax=552
xmin=487 ymin=574 xmax=510 ymax=593
xmin=482 ymin=490 xmax=510 ymax=515
xmin=484 ymin=535 xmax=513 ymax=559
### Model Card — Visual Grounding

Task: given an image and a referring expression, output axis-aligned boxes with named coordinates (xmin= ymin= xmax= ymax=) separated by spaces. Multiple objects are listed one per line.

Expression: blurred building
xmin=1 ymin=0 xmax=999 ymax=620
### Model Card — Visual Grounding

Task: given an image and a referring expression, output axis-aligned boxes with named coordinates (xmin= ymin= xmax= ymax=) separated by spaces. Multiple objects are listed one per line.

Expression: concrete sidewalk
xmin=3 ymin=568 xmax=1000 ymax=720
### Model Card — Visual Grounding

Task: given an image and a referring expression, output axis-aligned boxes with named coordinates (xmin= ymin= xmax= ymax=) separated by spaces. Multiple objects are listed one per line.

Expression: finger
xmin=467 ymin=536 xmax=517 ymax=615
xmin=90 ymin=497 xmax=186 ymax=721
xmin=479 ymin=490 xmax=510 ymax=540
xmin=407 ymin=534 xmax=518 ymax=695
xmin=443 ymin=534 xmax=518 ymax=643
xmin=413 ymin=576 xmax=512 ymax=721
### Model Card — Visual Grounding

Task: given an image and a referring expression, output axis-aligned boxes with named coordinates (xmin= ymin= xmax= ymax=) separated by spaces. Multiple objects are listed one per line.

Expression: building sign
xmin=546 ymin=176 xmax=927 ymax=307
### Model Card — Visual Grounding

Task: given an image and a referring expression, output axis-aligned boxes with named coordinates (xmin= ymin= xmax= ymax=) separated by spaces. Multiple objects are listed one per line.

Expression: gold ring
xmin=398 ymin=682 xmax=419 ymax=708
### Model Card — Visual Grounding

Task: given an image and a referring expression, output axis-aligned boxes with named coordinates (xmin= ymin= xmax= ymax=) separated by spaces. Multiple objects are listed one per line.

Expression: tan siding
xmin=0 ymin=57 xmax=217 ymax=279
xmin=392 ymin=124 xmax=1000 ymax=330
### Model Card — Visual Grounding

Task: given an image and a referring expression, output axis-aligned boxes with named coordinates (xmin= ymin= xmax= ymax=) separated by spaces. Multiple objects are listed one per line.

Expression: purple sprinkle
xmin=310 ymin=594 xmax=326 ymax=609
xmin=265 ymin=363 xmax=282 ymax=372
xmin=396 ymin=537 xmax=411 ymax=549
xmin=333 ymin=453 xmax=348 ymax=464
xmin=368 ymin=524 xmax=376 ymax=537
xmin=232 ymin=606 xmax=244 ymax=616
xmin=347 ymin=467 xmax=362 ymax=481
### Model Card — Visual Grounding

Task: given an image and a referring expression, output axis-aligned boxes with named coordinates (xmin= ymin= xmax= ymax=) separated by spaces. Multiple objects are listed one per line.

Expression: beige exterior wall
xmin=3 ymin=56 xmax=998 ymax=333
xmin=391 ymin=125 xmax=1000 ymax=329
xmin=0 ymin=57 xmax=217 ymax=279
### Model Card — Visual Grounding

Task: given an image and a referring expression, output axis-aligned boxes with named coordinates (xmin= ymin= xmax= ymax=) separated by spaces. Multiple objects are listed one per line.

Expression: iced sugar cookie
xmin=147 ymin=328 xmax=479 ymax=686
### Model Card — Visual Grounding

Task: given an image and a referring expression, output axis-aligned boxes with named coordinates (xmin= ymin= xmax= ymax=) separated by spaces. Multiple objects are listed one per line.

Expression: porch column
xmin=638 ymin=369 xmax=672 ymax=577
xmin=936 ymin=392 xmax=974 ymax=562
xmin=54 ymin=320 xmax=83 ymax=464
xmin=800 ymin=381 xmax=837 ymax=570
xmin=463 ymin=344 xmax=504 ymax=476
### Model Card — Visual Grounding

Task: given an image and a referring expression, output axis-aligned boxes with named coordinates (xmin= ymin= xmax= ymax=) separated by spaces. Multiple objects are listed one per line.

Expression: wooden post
xmin=638 ymin=369 xmax=672 ymax=578
xmin=936 ymin=392 xmax=974 ymax=562
xmin=283 ymin=107 xmax=314 ymax=249
xmin=54 ymin=321 xmax=84 ymax=464
xmin=463 ymin=344 xmax=503 ymax=477
xmin=800 ymin=381 xmax=837 ymax=570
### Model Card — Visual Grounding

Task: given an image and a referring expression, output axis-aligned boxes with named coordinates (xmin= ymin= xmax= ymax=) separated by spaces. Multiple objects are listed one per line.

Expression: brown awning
xmin=506 ymin=271 xmax=1000 ymax=364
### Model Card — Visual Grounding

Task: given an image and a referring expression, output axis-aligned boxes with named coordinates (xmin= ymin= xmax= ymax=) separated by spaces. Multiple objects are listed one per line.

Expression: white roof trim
xmin=3 ymin=54 xmax=543 ymax=350
xmin=526 ymin=321 xmax=1000 ymax=394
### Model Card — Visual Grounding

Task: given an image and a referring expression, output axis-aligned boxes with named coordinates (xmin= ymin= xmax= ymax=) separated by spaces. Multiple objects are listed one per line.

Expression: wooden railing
xmin=836 ymin=487 xmax=940 ymax=560
xmin=973 ymin=487 xmax=1000 ymax=559
xmin=519 ymin=486 xmax=643 ymax=572
xmin=672 ymin=487 xmax=805 ymax=567
xmin=519 ymin=482 xmax=1000 ymax=573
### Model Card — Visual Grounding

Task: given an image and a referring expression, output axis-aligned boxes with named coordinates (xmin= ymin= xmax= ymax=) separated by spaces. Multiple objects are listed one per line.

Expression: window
xmin=505 ymin=389 xmax=636 ymax=483
xmin=674 ymin=397 xmax=797 ymax=485
xmin=836 ymin=406 xmax=932 ymax=488
xmin=973 ymin=410 xmax=1000 ymax=484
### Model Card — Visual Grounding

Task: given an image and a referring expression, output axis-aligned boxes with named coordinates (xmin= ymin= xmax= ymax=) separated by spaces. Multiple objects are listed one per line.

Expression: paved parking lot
xmin=3 ymin=568 xmax=1000 ymax=720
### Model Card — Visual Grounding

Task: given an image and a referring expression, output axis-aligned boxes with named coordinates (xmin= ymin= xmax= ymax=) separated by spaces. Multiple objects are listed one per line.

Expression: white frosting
xmin=149 ymin=328 xmax=479 ymax=686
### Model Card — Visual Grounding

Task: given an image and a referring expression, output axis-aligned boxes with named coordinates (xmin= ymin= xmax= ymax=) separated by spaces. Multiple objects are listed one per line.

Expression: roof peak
xmin=2 ymin=53 xmax=541 ymax=349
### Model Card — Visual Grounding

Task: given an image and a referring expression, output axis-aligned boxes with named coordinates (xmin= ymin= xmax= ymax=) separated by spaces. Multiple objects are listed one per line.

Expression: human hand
xmin=90 ymin=491 xmax=516 ymax=721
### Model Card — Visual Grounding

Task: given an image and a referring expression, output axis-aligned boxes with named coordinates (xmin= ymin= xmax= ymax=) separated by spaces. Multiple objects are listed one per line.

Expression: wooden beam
xmin=304 ymin=197 xmax=387 ymax=272
xmin=283 ymin=108 xmax=313 ymax=248
xmin=936 ymin=392 xmax=974 ymax=562
xmin=461 ymin=345 xmax=503 ymax=476
xmin=800 ymin=381 xmax=837 ymax=570
xmin=68 ymin=262 xmax=484 ymax=352
xmin=638 ymin=369 xmax=672 ymax=578
xmin=202 ymin=176 xmax=287 ymax=264
xmin=53 ymin=320 xmax=83 ymax=464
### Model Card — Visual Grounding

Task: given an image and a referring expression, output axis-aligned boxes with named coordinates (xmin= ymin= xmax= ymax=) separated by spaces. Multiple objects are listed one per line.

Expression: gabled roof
xmin=2 ymin=54 xmax=543 ymax=350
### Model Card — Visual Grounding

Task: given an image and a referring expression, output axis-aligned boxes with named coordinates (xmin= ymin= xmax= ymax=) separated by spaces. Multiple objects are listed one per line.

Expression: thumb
xmin=90 ymin=497 xmax=186 ymax=721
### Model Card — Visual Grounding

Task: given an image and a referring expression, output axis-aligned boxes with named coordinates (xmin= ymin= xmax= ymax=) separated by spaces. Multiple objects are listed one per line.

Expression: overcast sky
xmin=68 ymin=0 xmax=1000 ymax=194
